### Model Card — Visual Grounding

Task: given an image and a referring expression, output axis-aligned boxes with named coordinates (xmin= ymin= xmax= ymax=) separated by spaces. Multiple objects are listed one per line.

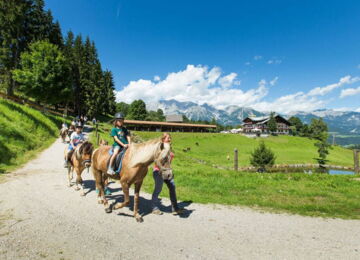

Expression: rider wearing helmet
xmin=64 ymin=123 xmax=86 ymax=167
xmin=107 ymin=112 xmax=131 ymax=175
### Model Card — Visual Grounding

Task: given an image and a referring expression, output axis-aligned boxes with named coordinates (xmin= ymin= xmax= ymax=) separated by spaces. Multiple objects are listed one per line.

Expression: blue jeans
xmin=151 ymin=170 xmax=179 ymax=211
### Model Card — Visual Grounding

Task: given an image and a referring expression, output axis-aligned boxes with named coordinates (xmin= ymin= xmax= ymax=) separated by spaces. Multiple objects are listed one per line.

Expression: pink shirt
xmin=154 ymin=152 xmax=174 ymax=171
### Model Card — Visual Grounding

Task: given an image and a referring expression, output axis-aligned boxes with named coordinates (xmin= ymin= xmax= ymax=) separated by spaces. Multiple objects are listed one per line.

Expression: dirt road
xmin=1 ymin=137 xmax=360 ymax=259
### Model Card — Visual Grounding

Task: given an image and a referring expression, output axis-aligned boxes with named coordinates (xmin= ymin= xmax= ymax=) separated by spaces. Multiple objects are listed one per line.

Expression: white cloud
xmin=270 ymin=76 xmax=279 ymax=86
xmin=340 ymin=86 xmax=360 ymax=98
xmin=254 ymin=55 xmax=262 ymax=61
xmin=153 ymin=75 xmax=160 ymax=81
xmin=267 ymin=59 xmax=282 ymax=65
xmin=116 ymin=64 xmax=266 ymax=109
xmin=308 ymin=75 xmax=360 ymax=96
xmin=115 ymin=64 xmax=360 ymax=114
xmin=218 ymin=73 xmax=240 ymax=88
xmin=356 ymin=107 xmax=360 ymax=112
xmin=245 ymin=62 xmax=251 ymax=66
xmin=357 ymin=64 xmax=360 ymax=69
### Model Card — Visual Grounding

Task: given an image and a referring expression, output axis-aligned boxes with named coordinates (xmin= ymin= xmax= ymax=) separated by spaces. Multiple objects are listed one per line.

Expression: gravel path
xmin=1 ymin=136 xmax=360 ymax=260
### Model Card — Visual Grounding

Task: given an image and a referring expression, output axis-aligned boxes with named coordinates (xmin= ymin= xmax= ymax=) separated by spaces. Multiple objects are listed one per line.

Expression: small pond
xmin=329 ymin=169 xmax=355 ymax=175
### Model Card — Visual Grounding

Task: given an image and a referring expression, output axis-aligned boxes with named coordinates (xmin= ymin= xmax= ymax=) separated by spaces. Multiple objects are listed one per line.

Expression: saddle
xmin=107 ymin=147 xmax=127 ymax=174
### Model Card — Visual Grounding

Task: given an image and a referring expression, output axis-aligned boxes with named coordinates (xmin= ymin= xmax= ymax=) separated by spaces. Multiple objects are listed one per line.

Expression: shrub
xmin=250 ymin=141 xmax=276 ymax=172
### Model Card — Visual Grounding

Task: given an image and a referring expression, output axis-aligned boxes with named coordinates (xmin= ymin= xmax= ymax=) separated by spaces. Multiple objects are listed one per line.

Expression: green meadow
xmin=91 ymin=125 xmax=360 ymax=219
xmin=0 ymin=98 xmax=69 ymax=173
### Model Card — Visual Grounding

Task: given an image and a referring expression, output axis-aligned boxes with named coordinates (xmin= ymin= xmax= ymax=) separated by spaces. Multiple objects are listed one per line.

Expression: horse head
xmin=76 ymin=141 xmax=94 ymax=168
xmin=155 ymin=141 xmax=173 ymax=180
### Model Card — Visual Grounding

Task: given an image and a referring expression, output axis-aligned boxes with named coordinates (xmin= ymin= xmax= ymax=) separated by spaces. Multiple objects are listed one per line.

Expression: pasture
xmin=91 ymin=125 xmax=360 ymax=219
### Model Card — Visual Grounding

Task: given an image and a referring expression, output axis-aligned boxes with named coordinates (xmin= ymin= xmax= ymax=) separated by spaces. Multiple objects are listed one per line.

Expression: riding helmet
xmin=114 ymin=112 xmax=125 ymax=120
xmin=75 ymin=122 xmax=83 ymax=128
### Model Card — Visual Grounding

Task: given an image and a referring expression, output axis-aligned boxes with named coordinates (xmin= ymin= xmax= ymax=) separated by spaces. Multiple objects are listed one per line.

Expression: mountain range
xmin=148 ymin=99 xmax=360 ymax=138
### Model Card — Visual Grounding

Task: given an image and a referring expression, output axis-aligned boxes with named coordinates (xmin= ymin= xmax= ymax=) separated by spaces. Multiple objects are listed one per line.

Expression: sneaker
xmin=152 ymin=209 xmax=163 ymax=215
xmin=107 ymin=168 xmax=116 ymax=176
xmin=172 ymin=208 xmax=185 ymax=215
xmin=105 ymin=188 xmax=112 ymax=195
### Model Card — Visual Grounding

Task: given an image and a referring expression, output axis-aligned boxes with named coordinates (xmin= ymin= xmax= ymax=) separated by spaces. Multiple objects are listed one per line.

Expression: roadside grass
xmin=0 ymin=98 xmax=69 ymax=173
xmin=90 ymin=124 xmax=360 ymax=219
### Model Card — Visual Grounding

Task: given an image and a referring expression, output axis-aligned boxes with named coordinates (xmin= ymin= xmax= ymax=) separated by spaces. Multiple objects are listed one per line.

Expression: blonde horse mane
xmin=128 ymin=137 xmax=169 ymax=168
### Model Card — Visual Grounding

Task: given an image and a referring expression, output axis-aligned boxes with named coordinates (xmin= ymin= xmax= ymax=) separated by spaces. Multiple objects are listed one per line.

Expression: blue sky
xmin=45 ymin=0 xmax=360 ymax=113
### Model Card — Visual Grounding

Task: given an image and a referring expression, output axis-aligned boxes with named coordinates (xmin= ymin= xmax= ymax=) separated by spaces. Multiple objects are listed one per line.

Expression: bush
xmin=250 ymin=141 xmax=276 ymax=172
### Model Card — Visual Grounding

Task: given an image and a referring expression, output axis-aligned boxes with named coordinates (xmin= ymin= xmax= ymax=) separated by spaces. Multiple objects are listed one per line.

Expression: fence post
xmin=95 ymin=123 xmax=98 ymax=136
xmin=97 ymin=133 xmax=100 ymax=146
xmin=354 ymin=149 xmax=360 ymax=174
xmin=234 ymin=148 xmax=238 ymax=171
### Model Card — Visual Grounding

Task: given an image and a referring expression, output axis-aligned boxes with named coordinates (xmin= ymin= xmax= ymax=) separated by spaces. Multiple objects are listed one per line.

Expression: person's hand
xmin=124 ymin=144 xmax=129 ymax=148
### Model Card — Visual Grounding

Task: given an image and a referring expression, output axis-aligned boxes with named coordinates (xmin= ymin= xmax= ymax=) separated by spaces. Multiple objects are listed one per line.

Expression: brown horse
xmin=60 ymin=127 xmax=68 ymax=143
xmin=64 ymin=141 xmax=94 ymax=196
xmin=91 ymin=138 xmax=173 ymax=222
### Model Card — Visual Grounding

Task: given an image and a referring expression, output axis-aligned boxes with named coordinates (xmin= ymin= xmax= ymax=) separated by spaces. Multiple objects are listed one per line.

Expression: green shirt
xmin=110 ymin=127 xmax=130 ymax=147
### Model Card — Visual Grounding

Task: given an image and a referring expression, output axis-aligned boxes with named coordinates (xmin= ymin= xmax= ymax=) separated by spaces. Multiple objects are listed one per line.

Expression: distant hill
xmin=147 ymin=99 xmax=360 ymax=145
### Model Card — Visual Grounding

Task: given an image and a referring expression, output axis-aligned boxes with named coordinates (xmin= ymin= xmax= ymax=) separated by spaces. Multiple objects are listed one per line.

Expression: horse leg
xmin=93 ymin=169 xmax=111 ymax=213
xmin=67 ymin=166 xmax=73 ymax=187
xmin=133 ymin=181 xmax=143 ymax=223
xmin=114 ymin=180 xmax=130 ymax=210
xmin=75 ymin=168 xmax=85 ymax=196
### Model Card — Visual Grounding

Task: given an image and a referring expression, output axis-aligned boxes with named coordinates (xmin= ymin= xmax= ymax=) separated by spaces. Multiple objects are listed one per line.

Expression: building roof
xmin=166 ymin=114 xmax=183 ymax=122
xmin=125 ymin=119 xmax=216 ymax=128
xmin=243 ymin=114 xmax=291 ymax=125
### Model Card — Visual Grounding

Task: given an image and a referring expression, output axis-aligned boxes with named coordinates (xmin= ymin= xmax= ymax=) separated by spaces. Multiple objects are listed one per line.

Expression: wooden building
xmin=242 ymin=115 xmax=291 ymax=134
xmin=124 ymin=119 xmax=216 ymax=132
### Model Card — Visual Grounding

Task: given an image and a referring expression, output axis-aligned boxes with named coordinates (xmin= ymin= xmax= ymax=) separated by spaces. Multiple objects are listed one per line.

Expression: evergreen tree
xmin=128 ymin=100 xmax=147 ymax=120
xmin=267 ymin=112 xmax=277 ymax=134
xmin=250 ymin=141 xmax=276 ymax=172
xmin=12 ymin=40 xmax=71 ymax=105
xmin=102 ymin=70 xmax=116 ymax=115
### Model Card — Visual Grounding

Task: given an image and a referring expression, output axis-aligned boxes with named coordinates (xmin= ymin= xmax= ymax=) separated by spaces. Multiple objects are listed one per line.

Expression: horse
xmin=91 ymin=138 xmax=173 ymax=222
xmin=64 ymin=141 xmax=94 ymax=196
xmin=60 ymin=127 xmax=68 ymax=143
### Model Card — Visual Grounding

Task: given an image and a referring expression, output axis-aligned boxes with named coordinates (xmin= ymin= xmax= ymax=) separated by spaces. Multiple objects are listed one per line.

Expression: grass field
xmin=0 ymin=98 xmax=69 ymax=173
xmin=90 ymin=124 xmax=360 ymax=219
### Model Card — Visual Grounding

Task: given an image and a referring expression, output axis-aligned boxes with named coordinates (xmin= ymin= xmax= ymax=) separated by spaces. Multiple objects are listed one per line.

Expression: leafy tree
xmin=12 ymin=40 xmax=71 ymax=105
xmin=267 ymin=112 xmax=277 ymax=134
xmin=116 ymin=102 xmax=130 ymax=116
xmin=288 ymin=116 xmax=303 ymax=135
xmin=250 ymin=141 xmax=276 ymax=172
xmin=128 ymin=99 xmax=147 ymax=120
xmin=309 ymin=118 xmax=328 ymax=141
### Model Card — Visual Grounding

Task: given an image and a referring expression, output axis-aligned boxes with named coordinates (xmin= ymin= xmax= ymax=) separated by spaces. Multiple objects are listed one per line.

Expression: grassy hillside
xmin=95 ymin=129 xmax=354 ymax=168
xmin=0 ymin=98 xmax=68 ymax=173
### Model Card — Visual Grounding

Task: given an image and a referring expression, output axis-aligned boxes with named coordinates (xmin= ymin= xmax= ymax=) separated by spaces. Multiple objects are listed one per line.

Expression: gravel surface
xmin=1 ymin=137 xmax=360 ymax=260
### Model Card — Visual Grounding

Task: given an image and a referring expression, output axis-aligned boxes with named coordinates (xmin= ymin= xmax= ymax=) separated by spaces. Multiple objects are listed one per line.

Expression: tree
xmin=250 ymin=141 xmax=276 ymax=172
xmin=102 ymin=70 xmax=116 ymax=115
xmin=288 ymin=116 xmax=303 ymax=135
xmin=128 ymin=100 xmax=147 ymax=120
xmin=12 ymin=40 xmax=71 ymax=105
xmin=267 ymin=112 xmax=277 ymax=134
xmin=116 ymin=102 xmax=130 ymax=116
xmin=309 ymin=118 xmax=328 ymax=141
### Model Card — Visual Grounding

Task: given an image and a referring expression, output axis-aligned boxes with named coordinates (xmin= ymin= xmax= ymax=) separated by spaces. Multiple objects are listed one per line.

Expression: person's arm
xmin=114 ymin=136 xmax=127 ymax=147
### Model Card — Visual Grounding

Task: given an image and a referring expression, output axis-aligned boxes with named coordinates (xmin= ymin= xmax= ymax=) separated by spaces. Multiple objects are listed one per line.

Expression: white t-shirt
xmin=70 ymin=132 xmax=86 ymax=146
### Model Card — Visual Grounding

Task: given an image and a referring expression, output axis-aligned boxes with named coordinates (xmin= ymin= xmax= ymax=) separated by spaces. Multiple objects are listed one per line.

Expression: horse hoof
xmin=136 ymin=216 xmax=143 ymax=223
xmin=80 ymin=192 xmax=85 ymax=196
xmin=98 ymin=200 xmax=104 ymax=204
xmin=74 ymin=186 xmax=80 ymax=191
xmin=113 ymin=203 xmax=122 ymax=210
xmin=105 ymin=207 xmax=112 ymax=214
